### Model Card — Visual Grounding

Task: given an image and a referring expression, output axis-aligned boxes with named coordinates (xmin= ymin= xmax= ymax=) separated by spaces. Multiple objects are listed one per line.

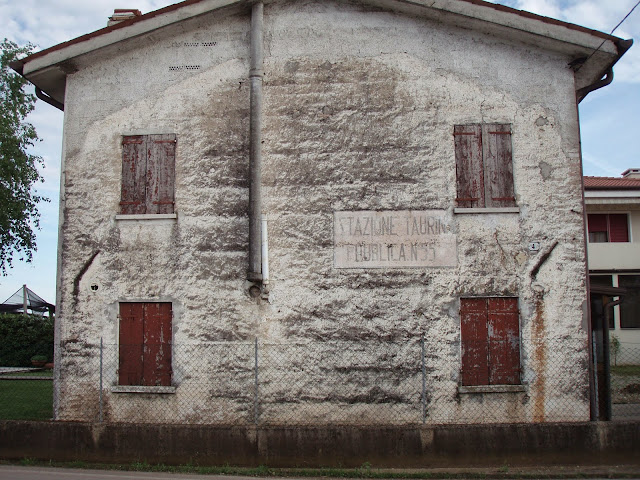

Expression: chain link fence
xmin=93 ymin=340 xmax=423 ymax=425
xmin=4 ymin=339 xmax=639 ymax=423
xmin=0 ymin=369 xmax=53 ymax=420
xmin=65 ymin=337 xmax=594 ymax=424
xmin=611 ymin=342 xmax=640 ymax=420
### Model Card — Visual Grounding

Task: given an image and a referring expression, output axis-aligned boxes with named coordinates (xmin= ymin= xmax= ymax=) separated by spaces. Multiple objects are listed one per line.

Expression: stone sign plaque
xmin=334 ymin=210 xmax=457 ymax=268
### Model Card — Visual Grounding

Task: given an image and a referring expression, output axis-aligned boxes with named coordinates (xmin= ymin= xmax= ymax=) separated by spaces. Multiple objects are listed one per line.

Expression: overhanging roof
xmin=10 ymin=0 xmax=632 ymax=107
xmin=584 ymin=176 xmax=640 ymax=190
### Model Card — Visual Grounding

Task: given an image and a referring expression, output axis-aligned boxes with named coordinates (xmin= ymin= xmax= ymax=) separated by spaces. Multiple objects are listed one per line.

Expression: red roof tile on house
xmin=584 ymin=176 xmax=640 ymax=189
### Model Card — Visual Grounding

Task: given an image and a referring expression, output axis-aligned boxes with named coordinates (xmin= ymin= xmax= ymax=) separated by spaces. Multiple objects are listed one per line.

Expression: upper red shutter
xmin=483 ymin=124 xmax=515 ymax=208
xmin=120 ymin=136 xmax=147 ymax=214
xmin=587 ymin=214 xmax=607 ymax=233
xmin=608 ymin=214 xmax=629 ymax=242
xmin=142 ymin=303 xmax=172 ymax=386
xmin=454 ymin=125 xmax=484 ymax=208
xmin=119 ymin=303 xmax=145 ymax=386
xmin=146 ymin=134 xmax=176 ymax=214
xmin=487 ymin=297 xmax=520 ymax=385
xmin=460 ymin=298 xmax=489 ymax=386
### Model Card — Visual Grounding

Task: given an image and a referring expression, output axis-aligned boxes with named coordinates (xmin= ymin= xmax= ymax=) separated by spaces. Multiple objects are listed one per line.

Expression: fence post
xmin=421 ymin=335 xmax=427 ymax=424
xmin=99 ymin=337 xmax=104 ymax=423
xmin=254 ymin=337 xmax=259 ymax=425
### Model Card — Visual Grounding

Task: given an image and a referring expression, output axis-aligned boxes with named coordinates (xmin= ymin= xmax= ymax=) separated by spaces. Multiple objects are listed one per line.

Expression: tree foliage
xmin=0 ymin=39 xmax=47 ymax=276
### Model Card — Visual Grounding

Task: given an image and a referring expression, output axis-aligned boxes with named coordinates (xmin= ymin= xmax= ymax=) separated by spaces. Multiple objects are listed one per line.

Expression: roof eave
xmin=12 ymin=0 xmax=631 ymax=107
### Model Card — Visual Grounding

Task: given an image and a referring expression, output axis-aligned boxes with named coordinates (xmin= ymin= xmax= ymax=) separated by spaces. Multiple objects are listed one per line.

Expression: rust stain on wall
xmin=532 ymin=291 xmax=546 ymax=422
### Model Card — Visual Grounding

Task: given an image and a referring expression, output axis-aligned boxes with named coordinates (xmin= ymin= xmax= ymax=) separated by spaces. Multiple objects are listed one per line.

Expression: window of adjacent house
xmin=454 ymin=124 xmax=515 ymax=208
xmin=460 ymin=297 xmax=520 ymax=386
xmin=120 ymin=134 xmax=176 ymax=214
xmin=587 ymin=213 xmax=629 ymax=243
xmin=589 ymin=275 xmax=615 ymax=329
xmin=618 ymin=275 xmax=640 ymax=329
xmin=119 ymin=302 xmax=172 ymax=386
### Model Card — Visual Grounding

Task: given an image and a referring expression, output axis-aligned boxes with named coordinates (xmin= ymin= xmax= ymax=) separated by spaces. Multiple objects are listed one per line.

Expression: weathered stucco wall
xmin=55 ymin=0 xmax=590 ymax=424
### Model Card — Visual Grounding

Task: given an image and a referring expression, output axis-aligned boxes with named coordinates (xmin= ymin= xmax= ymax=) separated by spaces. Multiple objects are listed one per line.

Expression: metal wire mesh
xmin=5 ymin=339 xmax=639 ymax=424
xmin=87 ymin=337 xmax=595 ymax=425
xmin=611 ymin=342 xmax=640 ymax=420
xmin=257 ymin=340 xmax=423 ymax=425
xmin=0 ymin=371 xmax=53 ymax=421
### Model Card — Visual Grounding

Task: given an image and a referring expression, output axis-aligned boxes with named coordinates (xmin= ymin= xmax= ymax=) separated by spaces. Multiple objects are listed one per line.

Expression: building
xmin=11 ymin=0 xmax=630 ymax=424
xmin=586 ymin=169 xmax=640 ymax=365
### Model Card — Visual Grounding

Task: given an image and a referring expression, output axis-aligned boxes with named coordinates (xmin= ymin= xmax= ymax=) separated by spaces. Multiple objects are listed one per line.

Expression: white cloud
xmin=513 ymin=0 xmax=564 ymax=19
xmin=582 ymin=153 xmax=624 ymax=177
xmin=499 ymin=0 xmax=640 ymax=83
xmin=0 ymin=0 xmax=171 ymax=49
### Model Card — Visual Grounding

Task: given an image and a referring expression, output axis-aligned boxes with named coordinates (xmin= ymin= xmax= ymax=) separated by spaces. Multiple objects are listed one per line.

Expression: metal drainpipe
xmin=576 ymin=68 xmax=613 ymax=104
xmin=603 ymin=298 xmax=622 ymax=421
xmin=248 ymin=1 xmax=264 ymax=297
xmin=36 ymin=87 xmax=64 ymax=111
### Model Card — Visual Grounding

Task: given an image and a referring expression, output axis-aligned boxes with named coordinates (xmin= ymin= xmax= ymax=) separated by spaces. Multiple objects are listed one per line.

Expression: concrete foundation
xmin=1 ymin=420 xmax=639 ymax=467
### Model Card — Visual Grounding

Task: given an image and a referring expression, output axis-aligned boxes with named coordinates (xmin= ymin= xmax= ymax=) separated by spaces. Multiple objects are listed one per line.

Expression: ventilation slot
xmin=169 ymin=65 xmax=202 ymax=71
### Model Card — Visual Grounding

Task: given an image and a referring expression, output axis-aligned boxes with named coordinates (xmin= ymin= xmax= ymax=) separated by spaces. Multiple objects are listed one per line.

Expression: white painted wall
xmin=587 ymin=211 xmax=640 ymax=270
xmin=586 ymin=200 xmax=640 ymax=361
xmin=53 ymin=0 xmax=590 ymax=424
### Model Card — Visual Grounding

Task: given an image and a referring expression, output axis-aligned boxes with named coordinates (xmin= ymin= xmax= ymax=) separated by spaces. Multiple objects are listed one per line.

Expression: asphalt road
xmin=2 ymin=466 xmax=639 ymax=480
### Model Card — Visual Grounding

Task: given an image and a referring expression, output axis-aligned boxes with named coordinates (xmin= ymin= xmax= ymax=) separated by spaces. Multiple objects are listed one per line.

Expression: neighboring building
xmin=0 ymin=285 xmax=55 ymax=317
xmin=586 ymin=170 xmax=640 ymax=365
xmin=12 ymin=0 xmax=630 ymax=424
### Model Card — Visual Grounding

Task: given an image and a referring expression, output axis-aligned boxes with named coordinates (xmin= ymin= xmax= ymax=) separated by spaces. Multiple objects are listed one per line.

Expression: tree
xmin=0 ymin=39 xmax=47 ymax=276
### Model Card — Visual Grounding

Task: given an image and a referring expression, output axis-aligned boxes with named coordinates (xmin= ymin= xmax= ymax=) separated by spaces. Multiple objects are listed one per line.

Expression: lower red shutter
xmin=142 ymin=303 xmax=172 ymax=386
xmin=119 ymin=303 xmax=145 ymax=385
xmin=460 ymin=298 xmax=489 ymax=386
xmin=487 ymin=298 xmax=520 ymax=385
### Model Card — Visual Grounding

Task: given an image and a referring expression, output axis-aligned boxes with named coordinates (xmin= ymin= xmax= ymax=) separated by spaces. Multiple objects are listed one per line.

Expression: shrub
xmin=0 ymin=314 xmax=54 ymax=367
xmin=610 ymin=334 xmax=621 ymax=367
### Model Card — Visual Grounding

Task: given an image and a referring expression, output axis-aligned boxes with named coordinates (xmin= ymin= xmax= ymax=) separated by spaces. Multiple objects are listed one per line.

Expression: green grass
xmin=0 ymin=378 xmax=53 ymax=420
xmin=2 ymin=459 xmax=640 ymax=479
xmin=611 ymin=365 xmax=640 ymax=376
xmin=1 ymin=370 xmax=52 ymax=377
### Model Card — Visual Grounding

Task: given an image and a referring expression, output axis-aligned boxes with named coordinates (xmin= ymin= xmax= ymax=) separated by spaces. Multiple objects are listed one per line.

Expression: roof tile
xmin=584 ymin=176 xmax=640 ymax=189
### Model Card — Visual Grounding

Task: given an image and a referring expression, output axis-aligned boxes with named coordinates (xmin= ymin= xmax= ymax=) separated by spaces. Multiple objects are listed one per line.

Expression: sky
xmin=0 ymin=0 xmax=639 ymax=305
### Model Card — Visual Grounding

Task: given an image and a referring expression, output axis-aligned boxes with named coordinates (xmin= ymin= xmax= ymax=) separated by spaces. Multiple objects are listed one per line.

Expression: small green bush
xmin=610 ymin=334 xmax=621 ymax=367
xmin=0 ymin=314 xmax=54 ymax=367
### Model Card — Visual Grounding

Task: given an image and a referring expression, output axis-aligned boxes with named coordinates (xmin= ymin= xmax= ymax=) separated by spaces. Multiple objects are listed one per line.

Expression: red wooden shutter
xmin=146 ymin=134 xmax=176 ymax=214
xmin=142 ymin=303 xmax=172 ymax=386
xmin=487 ymin=297 xmax=520 ymax=385
xmin=483 ymin=124 xmax=515 ymax=208
xmin=119 ymin=303 xmax=145 ymax=385
xmin=120 ymin=136 xmax=147 ymax=214
xmin=608 ymin=214 xmax=629 ymax=242
xmin=460 ymin=298 xmax=489 ymax=386
xmin=454 ymin=125 xmax=484 ymax=208
xmin=587 ymin=214 xmax=607 ymax=234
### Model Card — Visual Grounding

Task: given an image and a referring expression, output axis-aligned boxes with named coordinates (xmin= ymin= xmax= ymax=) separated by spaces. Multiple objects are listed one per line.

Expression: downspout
xmin=574 ymin=90 xmax=595 ymax=420
xmin=575 ymin=38 xmax=632 ymax=103
xmin=261 ymin=215 xmax=269 ymax=289
xmin=602 ymin=297 xmax=623 ymax=421
xmin=576 ymin=68 xmax=613 ymax=104
xmin=36 ymin=87 xmax=64 ymax=111
xmin=247 ymin=1 xmax=264 ymax=297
